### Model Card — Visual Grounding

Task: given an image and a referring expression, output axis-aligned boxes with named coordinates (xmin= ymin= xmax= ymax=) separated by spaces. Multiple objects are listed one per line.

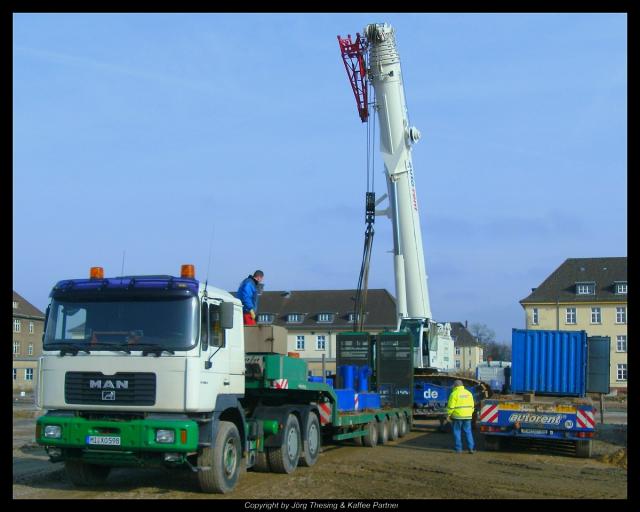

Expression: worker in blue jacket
xmin=236 ymin=270 xmax=264 ymax=325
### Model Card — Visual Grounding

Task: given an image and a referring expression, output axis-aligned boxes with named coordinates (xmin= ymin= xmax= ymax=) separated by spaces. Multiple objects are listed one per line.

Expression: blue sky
xmin=13 ymin=13 xmax=627 ymax=344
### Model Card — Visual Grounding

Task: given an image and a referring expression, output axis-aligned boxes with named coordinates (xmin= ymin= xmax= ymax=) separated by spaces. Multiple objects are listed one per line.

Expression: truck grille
xmin=65 ymin=372 xmax=156 ymax=406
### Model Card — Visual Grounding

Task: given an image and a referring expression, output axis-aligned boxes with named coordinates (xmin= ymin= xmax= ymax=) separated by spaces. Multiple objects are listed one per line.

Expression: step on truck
xmin=479 ymin=329 xmax=610 ymax=458
xmin=35 ymin=265 xmax=412 ymax=493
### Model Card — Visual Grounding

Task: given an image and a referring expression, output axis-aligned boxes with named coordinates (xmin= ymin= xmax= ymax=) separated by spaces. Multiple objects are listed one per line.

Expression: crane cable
xmin=353 ymin=67 xmax=376 ymax=332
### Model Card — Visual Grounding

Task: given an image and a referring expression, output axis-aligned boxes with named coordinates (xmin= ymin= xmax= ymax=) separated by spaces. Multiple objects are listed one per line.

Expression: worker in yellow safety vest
xmin=446 ymin=380 xmax=475 ymax=454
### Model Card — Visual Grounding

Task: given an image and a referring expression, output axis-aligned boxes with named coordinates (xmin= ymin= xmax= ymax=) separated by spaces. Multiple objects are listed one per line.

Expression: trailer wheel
xmin=268 ymin=414 xmax=301 ymax=474
xmin=197 ymin=421 xmax=241 ymax=493
xmin=65 ymin=460 xmax=110 ymax=487
xmin=299 ymin=413 xmax=321 ymax=467
xmin=251 ymin=450 xmax=271 ymax=472
xmin=362 ymin=421 xmax=378 ymax=447
xmin=398 ymin=415 xmax=408 ymax=438
xmin=388 ymin=416 xmax=399 ymax=441
xmin=377 ymin=418 xmax=389 ymax=445
xmin=483 ymin=435 xmax=502 ymax=451
xmin=575 ymin=440 xmax=592 ymax=459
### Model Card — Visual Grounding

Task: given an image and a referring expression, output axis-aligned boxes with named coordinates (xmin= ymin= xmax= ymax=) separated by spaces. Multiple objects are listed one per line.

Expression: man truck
xmin=35 ymin=265 xmax=412 ymax=493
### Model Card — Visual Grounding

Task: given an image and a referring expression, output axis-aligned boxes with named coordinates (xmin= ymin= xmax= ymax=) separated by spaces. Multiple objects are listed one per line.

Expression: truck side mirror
xmin=42 ymin=305 xmax=50 ymax=344
xmin=220 ymin=302 xmax=235 ymax=330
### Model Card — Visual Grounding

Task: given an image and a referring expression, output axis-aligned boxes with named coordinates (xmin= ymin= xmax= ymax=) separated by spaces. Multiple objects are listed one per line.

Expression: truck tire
xmin=388 ymin=416 xmax=399 ymax=441
xmin=377 ymin=418 xmax=389 ymax=445
xmin=267 ymin=414 xmax=301 ymax=474
xmin=398 ymin=415 xmax=408 ymax=438
xmin=251 ymin=450 xmax=271 ymax=472
xmin=575 ymin=440 xmax=592 ymax=458
xmin=483 ymin=435 xmax=502 ymax=451
xmin=362 ymin=421 xmax=378 ymax=447
xmin=299 ymin=413 xmax=321 ymax=467
xmin=197 ymin=421 xmax=241 ymax=493
xmin=65 ymin=460 xmax=110 ymax=487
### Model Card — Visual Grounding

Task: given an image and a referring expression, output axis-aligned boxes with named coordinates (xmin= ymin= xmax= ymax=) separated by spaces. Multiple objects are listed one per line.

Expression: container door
xmin=587 ymin=336 xmax=610 ymax=394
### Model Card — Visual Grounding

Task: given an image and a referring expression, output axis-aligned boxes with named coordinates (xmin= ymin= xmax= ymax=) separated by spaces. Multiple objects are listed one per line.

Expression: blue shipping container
xmin=511 ymin=329 xmax=587 ymax=397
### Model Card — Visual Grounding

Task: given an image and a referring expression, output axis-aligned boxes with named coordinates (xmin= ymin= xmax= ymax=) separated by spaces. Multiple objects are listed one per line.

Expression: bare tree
xmin=468 ymin=323 xmax=511 ymax=362
xmin=468 ymin=323 xmax=496 ymax=344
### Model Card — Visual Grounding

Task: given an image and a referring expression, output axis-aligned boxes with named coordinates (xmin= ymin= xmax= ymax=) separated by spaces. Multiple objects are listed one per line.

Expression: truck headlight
xmin=156 ymin=429 xmax=175 ymax=444
xmin=44 ymin=425 xmax=62 ymax=439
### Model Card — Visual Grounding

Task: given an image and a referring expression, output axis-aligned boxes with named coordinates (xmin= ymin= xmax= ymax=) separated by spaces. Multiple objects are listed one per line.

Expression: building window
xmin=287 ymin=314 xmax=303 ymax=324
xmin=13 ymin=341 xmax=20 ymax=355
xmin=13 ymin=301 xmax=18 ymax=309
xmin=316 ymin=335 xmax=326 ymax=350
xmin=455 ymin=360 xmax=461 ymax=369
xmin=257 ymin=313 xmax=274 ymax=324
xmin=317 ymin=313 xmax=334 ymax=323
xmin=28 ymin=344 xmax=34 ymax=356
xmin=531 ymin=308 xmax=539 ymax=325
xmin=13 ymin=368 xmax=17 ymax=380
xmin=347 ymin=312 xmax=360 ymax=323
xmin=455 ymin=347 xmax=461 ymax=356
xmin=28 ymin=322 xmax=34 ymax=334
xmin=576 ymin=282 xmax=595 ymax=295
xmin=616 ymin=307 xmax=626 ymax=324
xmin=14 ymin=319 xmax=21 ymax=333
xmin=616 ymin=364 xmax=627 ymax=381
xmin=616 ymin=335 xmax=627 ymax=353
xmin=296 ymin=335 xmax=305 ymax=350
xmin=591 ymin=307 xmax=601 ymax=324
xmin=25 ymin=368 xmax=34 ymax=381
xmin=615 ymin=282 xmax=627 ymax=294
xmin=565 ymin=307 xmax=576 ymax=325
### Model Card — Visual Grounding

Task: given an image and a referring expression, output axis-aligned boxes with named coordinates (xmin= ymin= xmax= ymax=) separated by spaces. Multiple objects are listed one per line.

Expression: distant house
xmin=520 ymin=257 xmax=627 ymax=395
xmin=12 ymin=291 xmax=45 ymax=394
xmin=235 ymin=289 xmax=397 ymax=374
xmin=449 ymin=322 xmax=484 ymax=375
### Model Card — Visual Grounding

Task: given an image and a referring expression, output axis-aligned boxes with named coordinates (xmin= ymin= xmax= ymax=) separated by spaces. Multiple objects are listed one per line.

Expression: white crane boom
xmin=338 ymin=23 xmax=454 ymax=371
xmin=364 ymin=23 xmax=432 ymax=324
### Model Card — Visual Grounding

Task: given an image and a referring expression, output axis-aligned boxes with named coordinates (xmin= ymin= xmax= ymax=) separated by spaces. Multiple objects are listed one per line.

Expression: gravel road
xmin=13 ymin=404 xmax=627 ymax=500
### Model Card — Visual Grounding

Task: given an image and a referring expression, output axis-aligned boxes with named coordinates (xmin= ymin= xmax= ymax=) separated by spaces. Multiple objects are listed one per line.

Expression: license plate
xmin=86 ymin=435 xmax=121 ymax=446
xmin=520 ymin=428 xmax=548 ymax=435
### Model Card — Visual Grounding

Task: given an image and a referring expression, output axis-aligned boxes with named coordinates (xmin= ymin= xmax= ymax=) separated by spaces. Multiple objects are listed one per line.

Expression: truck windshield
xmin=43 ymin=296 xmax=199 ymax=352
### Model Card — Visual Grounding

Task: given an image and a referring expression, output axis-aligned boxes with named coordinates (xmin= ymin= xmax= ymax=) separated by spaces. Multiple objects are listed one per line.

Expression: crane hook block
xmin=365 ymin=192 xmax=376 ymax=224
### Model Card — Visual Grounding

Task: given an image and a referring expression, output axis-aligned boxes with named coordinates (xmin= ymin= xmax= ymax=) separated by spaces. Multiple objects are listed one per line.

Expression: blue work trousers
xmin=452 ymin=419 xmax=475 ymax=452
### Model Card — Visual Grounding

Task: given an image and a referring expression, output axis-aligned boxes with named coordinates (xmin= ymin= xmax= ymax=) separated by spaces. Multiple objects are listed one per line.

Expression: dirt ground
xmin=13 ymin=403 xmax=627 ymax=500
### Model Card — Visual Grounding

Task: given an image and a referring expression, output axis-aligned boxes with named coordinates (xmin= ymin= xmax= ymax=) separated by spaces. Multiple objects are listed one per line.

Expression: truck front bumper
xmin=36 ymin=413 xmax=199 ymax=466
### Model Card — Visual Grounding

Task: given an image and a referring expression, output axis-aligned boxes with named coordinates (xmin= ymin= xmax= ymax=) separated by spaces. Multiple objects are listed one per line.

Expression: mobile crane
xmin=338 ymin=23 xmax=490 ymax=423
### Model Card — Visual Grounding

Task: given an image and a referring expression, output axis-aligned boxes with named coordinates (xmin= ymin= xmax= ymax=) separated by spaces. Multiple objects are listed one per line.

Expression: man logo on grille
xmin=102 ymin=390 xmax=116 ymax=400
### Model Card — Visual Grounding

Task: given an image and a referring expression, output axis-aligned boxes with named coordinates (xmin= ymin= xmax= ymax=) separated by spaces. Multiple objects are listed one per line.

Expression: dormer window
xmin=614 ymin=282 xmax=627 ymax=294
xmin=575 ymin=282 xmax=595 ymax=295
xmin=317 ymin=313 xmax=334 ymax=323
xmin=287 ymin=313 xmax=304 ymax=324
xmin=257 ymin=313 xmax=274 ymax=324
xmin=13 ymin=301 xmax=18 ymax=309
xmin=347 ymin=312 xmax=360 ymax=323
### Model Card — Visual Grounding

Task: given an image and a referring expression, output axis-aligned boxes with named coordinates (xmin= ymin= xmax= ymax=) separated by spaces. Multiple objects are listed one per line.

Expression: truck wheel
xmin=377 ymin=418 xmax=389 ymax=445
xmin=299 ymin=413 xmax=321 ymax=467
xmin=362 ymin=421 xmax=378 ymax=447
xmin=197 ymin=421 xmax=241 ymax=493
xmin=484 ymin=435 xmax=502 ymax=451
xmin=268 ymin=414 xmax=301 ymax=474
xmin=398 ymin=415 xmax=408 ymax=438
xmin=388 ymin=416 xmax=399 ymax=441
xmin=65 ymin=460 xmax=110 ymax=487
xmin=575 ymin=440 xmax=592 ymax=458
xmin=251 ymin=450 xmax=271 ymax=472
